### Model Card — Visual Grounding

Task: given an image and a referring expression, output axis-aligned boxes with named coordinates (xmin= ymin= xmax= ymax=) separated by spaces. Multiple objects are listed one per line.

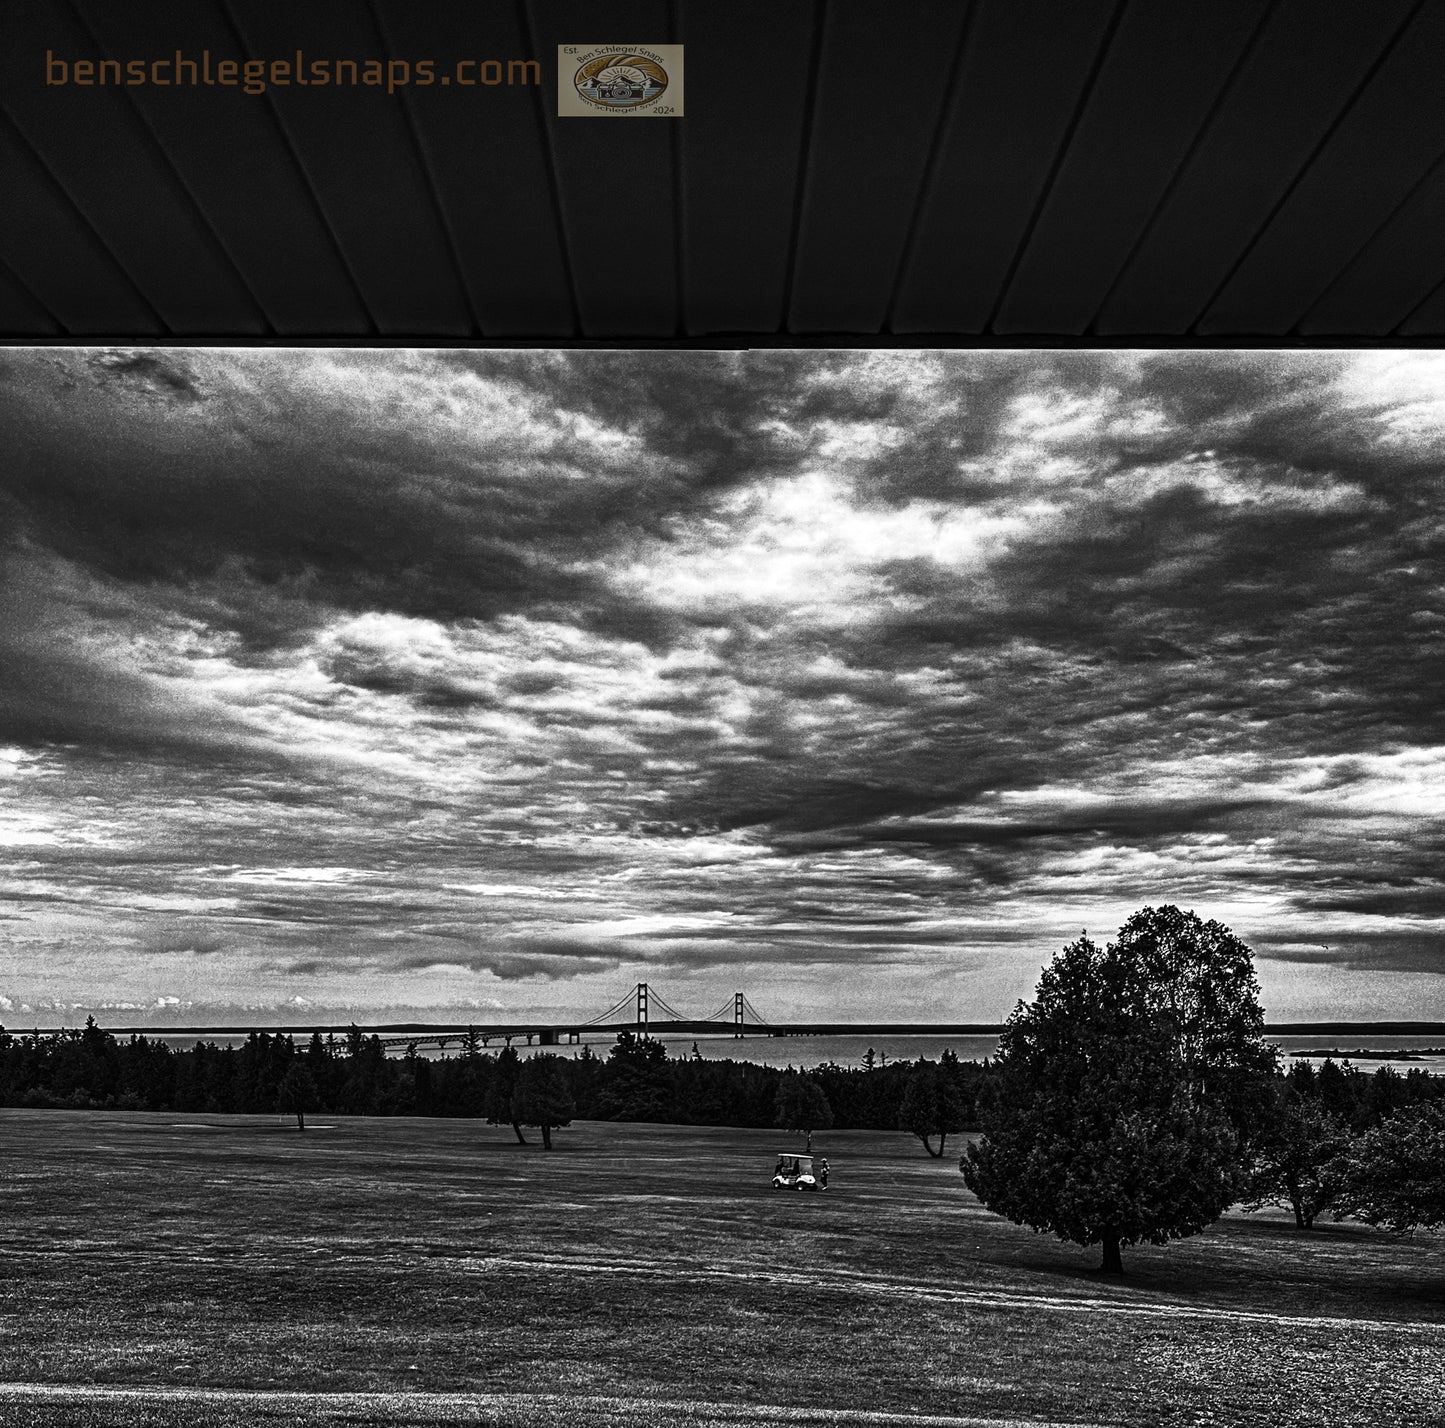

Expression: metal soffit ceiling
xmin=3 ymin=0 xmax=1445 ymax=341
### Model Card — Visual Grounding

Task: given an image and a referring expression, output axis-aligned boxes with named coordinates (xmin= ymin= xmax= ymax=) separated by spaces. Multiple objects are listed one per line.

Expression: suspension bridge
xmin=373 ymin=983 xmax=773 ymax=1052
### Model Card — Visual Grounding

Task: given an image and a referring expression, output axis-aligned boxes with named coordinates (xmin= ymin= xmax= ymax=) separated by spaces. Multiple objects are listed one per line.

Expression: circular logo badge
xmin=573 ymin=52 xmax=669 ymax=110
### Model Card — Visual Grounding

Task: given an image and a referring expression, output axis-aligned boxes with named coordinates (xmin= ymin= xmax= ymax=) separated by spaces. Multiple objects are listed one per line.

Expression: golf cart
xmin=772 ymin=1152 xmax=828 ymax=1191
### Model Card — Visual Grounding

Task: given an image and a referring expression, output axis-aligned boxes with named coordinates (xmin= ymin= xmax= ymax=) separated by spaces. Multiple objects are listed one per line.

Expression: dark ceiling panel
xmin=1197 ymin=1 xmax=1445 ymax=334
xmin=889 ymin=0 xmax=1120 ymax=334
xmin=992 ymin=0 xmax=1273 ymax=335
xmin=1399 ymin=277 xmax=1445 ymax=337
xmin=0 ymin=260 xmax=61 ymax=336
xmin=224 ymin=0 xmax=475 ymax=335
xmin=678 ymin=0 xmax=816 ymax=336
xmin=373 ymin=0 xmax=576 ymax=337
xmin=0 ymin=0 xmax=266 ymax=332
xmin=0 ymin=113 xmax=163 ymax=334
xmin=1298 ymin=155 xmax=1445 ymax=335
xmin=786 ymin=0 xmax=972 ymax=333
xmin=526 ymin=0 xmax=678 ymax=337
xmin=1093 ymin=0 xmax=1420 ymax=336
xmin=68 ymin=0 xmax=372 ymax=336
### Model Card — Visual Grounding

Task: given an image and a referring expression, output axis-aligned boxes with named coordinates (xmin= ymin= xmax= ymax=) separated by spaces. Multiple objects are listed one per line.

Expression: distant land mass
xmin=1262 ymin=1022 xmax=1445 ymax=1036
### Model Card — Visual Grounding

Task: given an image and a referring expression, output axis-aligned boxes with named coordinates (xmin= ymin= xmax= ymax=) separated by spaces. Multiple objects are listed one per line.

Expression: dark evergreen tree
xmin=411 ymin=1054 xmax=435 ymax=1116
xmin=1314 ymin=1057 xmax=1361 ymax=1128
xmin=898 ymin=1058 xmax=967 ymax=1157
xmin=513 ymin=1054 xmax=576 ymax=1150
xmin=276 ymin=1061 xmax=318 ymax=1131
xmin=597 ymin=1032 xmax=674 ymax=1122
xmin=1364 ymin=1065 xmax=1410 ymax=1123
xmin=774 ymin=1070 xmax=833 ymax=1151
xmin=485 ymin=1044 xmax=527 ymax=1142
xmin=565 ymin=1044 xmax=605 ymax=1119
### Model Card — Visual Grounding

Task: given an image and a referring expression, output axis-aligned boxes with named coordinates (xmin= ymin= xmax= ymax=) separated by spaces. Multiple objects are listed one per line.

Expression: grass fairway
xmin=1 ymin=1110 xmax=1442 ymax=1426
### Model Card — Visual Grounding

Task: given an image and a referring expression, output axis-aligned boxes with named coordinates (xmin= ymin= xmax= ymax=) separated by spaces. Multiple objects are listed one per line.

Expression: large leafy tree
xmin=962 ymin=906 xmax=1276 ymax=1274
xmin=1242 ymin=1092 xmax=1350 ymax=1230
xmin=1332 ymin=1103 xmax=1445 ymax=1235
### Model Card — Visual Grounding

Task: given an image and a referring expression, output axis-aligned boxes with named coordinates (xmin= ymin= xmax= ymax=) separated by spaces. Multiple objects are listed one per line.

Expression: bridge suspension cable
xmin=579 ymin=988 xmax=639 ymax=1028
xmin=642 ymin=986 xmax=690 ymax=1023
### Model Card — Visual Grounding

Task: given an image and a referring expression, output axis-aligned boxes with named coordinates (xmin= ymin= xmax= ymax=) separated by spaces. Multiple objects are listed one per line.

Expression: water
xmin=128 ymin=1029 xmax=1445 ymax=1075
xmin=636 ymin=1032 xmax=998 ymax=1070
xmin=603 ymin=1032 xmax=1445 ymax=1075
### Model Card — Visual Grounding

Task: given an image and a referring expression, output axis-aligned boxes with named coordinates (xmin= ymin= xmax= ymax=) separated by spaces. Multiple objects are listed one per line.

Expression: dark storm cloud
xmin=631 ymin=923 xmax=979 ymax=949
xmin=0 ymin=548 xmax=295 ymax=765
xmin=0 ymin=350 xmax=834 ymax=656
xmin=764 ymin=796 xmax=1276 ymax=852
xmin=1256 ymin=931 xmax=1445 ymax=977
xmin=387 ymin=937 xmax=625 ymax=982
xmin=84 ymin=348 xmax=205 ymax=402
xmin=1 ymin=368 xmax=541 ymax=655
xmin=715 ymin=784 xmax=967 ymax=836
xmin=644 ymin=934 xmax=999 ymax=976
xmin=1295 ymin=887 xmax=1445 ymax=919
xmin=135 ymin=923 xmax=232 ymax=957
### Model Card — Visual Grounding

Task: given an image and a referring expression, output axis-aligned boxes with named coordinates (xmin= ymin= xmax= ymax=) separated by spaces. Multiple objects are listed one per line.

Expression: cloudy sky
xmin=2 ymin=347 xmax=1444 ymax=1026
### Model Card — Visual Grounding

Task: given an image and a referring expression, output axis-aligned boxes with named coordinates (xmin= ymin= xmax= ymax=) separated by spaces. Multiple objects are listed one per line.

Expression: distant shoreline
xmin=20 ymin=1019 xmax=1445 ymax=1038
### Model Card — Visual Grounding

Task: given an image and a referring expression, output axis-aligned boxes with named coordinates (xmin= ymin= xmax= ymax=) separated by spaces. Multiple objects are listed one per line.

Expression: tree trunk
xmin=541 ymin=1123 xmax=553 ymax=1150
xmin=296 ymin=1109 xmax=305 ymax=1132
xmin=512 ymin=1121 xmax=528 ymax=1144
xmin=1292 ymin=1200 xmax=1305 ymax=1229
xmin=1100 ymin=1234 xmax=1123 ymax=1275
xmin=938 ymin=1132 xmax=947 ymax=1158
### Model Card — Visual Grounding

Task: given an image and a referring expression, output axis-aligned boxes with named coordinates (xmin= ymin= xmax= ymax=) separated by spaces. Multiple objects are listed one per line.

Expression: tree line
xmin=0 ymin=1018 xmax=991 ymax=1143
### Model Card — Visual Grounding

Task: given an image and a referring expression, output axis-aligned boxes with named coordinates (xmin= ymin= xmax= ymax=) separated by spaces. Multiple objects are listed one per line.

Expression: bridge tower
xmin=636 ymin=981 xmax=649 ymax=1033
xmin=734 ymin=991 xmax=745 ymax=1038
